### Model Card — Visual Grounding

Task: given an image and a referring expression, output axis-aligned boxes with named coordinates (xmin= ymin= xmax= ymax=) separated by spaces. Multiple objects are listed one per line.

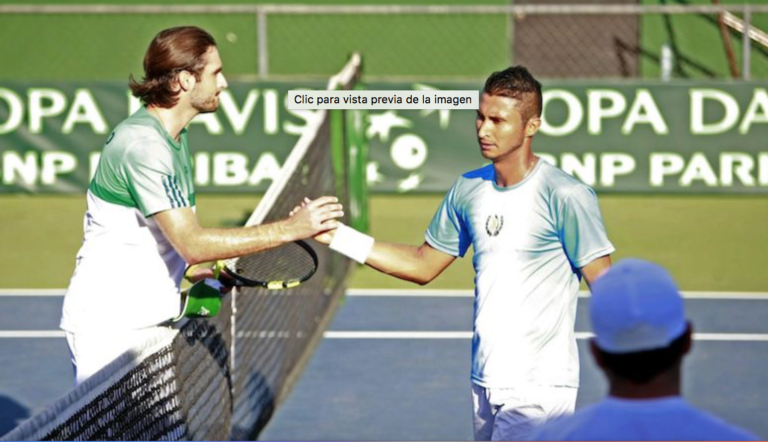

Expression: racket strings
xmin=224 ymin=242 xmax=317 ymax=284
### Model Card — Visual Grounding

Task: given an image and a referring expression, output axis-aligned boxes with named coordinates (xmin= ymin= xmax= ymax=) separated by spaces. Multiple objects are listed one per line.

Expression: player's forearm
xmin=325 ymin=225 xmax=455 ymax=285
xmin=582 ymin=255 xmax=613 ymax=289
xmin=156 ymin=198 xmax=343 ymax=264
xmin=365 ymin=242 xmax=443 ymax=285
xmin=172 ymin=221 xmax=296 ymax=264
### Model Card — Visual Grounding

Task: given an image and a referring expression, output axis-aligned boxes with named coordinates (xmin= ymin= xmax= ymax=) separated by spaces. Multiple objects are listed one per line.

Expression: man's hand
xmin=313 ymin=227 xmax=337 ymax=245
xmin=287 ymin=198 xmax=339 ymax=245
xmin=184 ymin=263 xmax=234 ymax=293
xmin=284 ymin=196 xmax=343 ymax=241
xmin=185 ymin=263 xmax=216 ymax=283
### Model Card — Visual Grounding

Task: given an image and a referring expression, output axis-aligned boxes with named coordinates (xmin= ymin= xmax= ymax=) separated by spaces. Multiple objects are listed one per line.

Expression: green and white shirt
xmin=61 ymin=107 xmax=195 ymax=332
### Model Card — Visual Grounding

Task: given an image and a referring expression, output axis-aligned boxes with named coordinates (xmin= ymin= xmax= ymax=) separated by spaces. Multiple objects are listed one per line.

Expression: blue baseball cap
xmin=590 ymin=259 xmax=688 ymax=354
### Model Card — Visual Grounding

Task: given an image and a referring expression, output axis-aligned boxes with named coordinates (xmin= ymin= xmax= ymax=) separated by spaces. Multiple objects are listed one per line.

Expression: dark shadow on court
xmin=173 ymin=318 xmax=235 ymax=440
xmin=0 ymin=395 xmax=29 ymax=437
xmin=236 ymin=372 xmax=276 ymax=441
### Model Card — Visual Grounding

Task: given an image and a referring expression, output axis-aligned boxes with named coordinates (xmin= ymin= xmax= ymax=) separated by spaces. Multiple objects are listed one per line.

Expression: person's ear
xmin=682 ymin=322 xmax=693 ymax=355
xmin=589 ymin=339 xmax=606 ymax=369
xmin=177 ymin=70 xmax=195 ymax=92
xmin=525 ymin=117 xmax=541 ymax=137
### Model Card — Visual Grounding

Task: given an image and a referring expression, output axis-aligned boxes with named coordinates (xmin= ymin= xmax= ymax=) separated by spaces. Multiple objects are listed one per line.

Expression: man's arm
xmin=365 ymin=241 xmax=456 ymax=285
xmin=581 ymin=255 xmax=612 ymax=288
xmin=154 ymin=196 xmax=343 ymax=265
xmin=293 ymin=199 xmax=457 ymax=286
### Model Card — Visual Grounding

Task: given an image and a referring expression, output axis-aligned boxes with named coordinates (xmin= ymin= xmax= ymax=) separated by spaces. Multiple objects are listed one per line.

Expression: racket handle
xmin=213 ymin=260 xmax=225 ymax=280
xmin=267 ymin=280 xmax=301 ymax=290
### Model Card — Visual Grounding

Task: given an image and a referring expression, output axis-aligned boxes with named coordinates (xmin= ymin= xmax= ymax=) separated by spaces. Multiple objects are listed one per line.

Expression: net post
xmin=346 ymin=86 xmax=370 ymax=234
xmin=257 ymin=6 xmax=269 ymax=77
xmin=329 ymin=53 xmax=368 ymax=234
xmin=330 ymin=109 xmax=346 ymax=203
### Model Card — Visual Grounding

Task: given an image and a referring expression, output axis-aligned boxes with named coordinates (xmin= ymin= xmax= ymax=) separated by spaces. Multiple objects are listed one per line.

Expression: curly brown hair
xmin=129 ymin=26 xmax=217 ymax=108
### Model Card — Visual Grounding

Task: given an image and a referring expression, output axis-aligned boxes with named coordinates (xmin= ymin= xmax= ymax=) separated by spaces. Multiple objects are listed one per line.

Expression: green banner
xmin=1 ymin=81 xmax=766 ymax=194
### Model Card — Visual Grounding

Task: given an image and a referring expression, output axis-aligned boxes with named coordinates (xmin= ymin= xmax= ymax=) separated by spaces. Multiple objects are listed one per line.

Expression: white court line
xmin=2 ymin=288 xmax=768 ymax=299
xmin=325 ymin=331 xmax=473 ymax=339
xmin=347 ymin=289 xmax=768 ymax=300
xmin=3 ymin=330 xmax=768 ymax=341
xmin=693 ymin=333 xmax=768 ymax=341
xmin=0 ymin=289 xmax=67 ymax=296
xmin=680 ymin=291 xmax=768 ymax=300
xmin=347 ymin=289 xmax=473 ymax=297
xmin=0 ymin=331 xmax=65 ymax=338
xmin=323 ymin=331 xmax=768 ymax=341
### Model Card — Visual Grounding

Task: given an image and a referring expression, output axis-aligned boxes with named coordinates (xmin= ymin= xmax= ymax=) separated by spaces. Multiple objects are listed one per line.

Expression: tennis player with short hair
xmin=321 ymin=66 xmax=614 ymax=440
xmin=61 ymin=26 xmax=343 ymax=386
xmin=530 ymin=259 xmax=758 ymax=441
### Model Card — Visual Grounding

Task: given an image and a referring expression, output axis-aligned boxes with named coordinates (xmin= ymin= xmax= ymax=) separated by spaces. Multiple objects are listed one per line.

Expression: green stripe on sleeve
xmin=173 ymin=175 xmax=188 ymax=207
xmin=162 ymin=176 xmax=178 ymax=208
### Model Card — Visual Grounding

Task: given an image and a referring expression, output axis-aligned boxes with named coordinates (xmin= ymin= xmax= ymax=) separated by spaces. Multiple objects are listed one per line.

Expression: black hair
xmin=596 ymin=331 xmax=689 ymax=384
xmin=483 ymin=66 xmax=542 ymax=122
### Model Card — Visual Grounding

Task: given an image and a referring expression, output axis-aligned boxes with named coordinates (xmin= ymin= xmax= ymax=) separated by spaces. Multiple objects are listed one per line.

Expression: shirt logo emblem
xmin=485 ymin=214 xmax=504 ymax=237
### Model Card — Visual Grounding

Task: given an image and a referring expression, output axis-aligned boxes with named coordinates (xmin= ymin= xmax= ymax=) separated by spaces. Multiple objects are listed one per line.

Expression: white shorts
xmin=65 ymin=327 xmax=169 ymax=386
xmin=472 ymin=383 xmax=577 ymax=441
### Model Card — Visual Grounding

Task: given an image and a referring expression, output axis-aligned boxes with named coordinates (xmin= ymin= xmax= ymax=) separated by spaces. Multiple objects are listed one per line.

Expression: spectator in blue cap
xmin=530 ymin=258 xmax=758 ymax=441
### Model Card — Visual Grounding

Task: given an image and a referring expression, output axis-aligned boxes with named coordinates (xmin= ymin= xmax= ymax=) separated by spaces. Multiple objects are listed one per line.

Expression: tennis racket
xmin=218 ymin=240 xmax=318 ymax=290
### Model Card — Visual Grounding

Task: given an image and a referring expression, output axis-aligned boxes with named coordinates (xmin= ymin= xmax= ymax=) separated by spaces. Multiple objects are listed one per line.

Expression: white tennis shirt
xmin=426 ymin=161 xmax=614 ymax=388
xmin=61 ymin=107 xmax=194 ymax=332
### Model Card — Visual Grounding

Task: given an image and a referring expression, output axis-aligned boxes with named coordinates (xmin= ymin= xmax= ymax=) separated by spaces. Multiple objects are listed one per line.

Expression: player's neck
xmin=607 ymin=370 xmax=682 ymax=400
xmin=147 ymin=105 xmax=198 ymax=142
xmin=493 ymin=146 xmax=537 ymax=187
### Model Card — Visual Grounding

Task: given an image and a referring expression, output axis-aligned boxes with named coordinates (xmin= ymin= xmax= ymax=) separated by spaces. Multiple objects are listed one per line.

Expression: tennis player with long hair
xmin=61 ymin=26 xmax=343 ymax=386
xmin=318 ymin=66 xmax=614 ymax=440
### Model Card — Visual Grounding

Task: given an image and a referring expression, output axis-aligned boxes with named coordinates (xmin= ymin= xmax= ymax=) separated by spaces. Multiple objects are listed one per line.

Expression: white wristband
xmin=329 ymin=224 xmax=374 ymax=264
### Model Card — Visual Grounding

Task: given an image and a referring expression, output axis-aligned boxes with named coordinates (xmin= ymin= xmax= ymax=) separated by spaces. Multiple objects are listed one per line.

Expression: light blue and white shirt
xmin=426 ymin=160 xmax=614 ymax=389
xmin=530 ymin=396 xmax=759 ymax=440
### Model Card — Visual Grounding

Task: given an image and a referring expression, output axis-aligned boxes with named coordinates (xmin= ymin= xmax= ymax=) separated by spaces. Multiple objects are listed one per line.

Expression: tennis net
xmin=2 ymin=53 xmax=366 ymax=441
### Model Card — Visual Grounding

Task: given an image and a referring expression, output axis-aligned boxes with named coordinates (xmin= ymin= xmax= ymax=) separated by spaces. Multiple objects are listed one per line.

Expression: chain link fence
xmin=0 ymin=3 xmax=767 ymax=80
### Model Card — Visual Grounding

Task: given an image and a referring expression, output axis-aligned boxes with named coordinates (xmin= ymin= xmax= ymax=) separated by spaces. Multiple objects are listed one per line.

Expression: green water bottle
xmin=173 ymin=278 xmax=223 ymax=322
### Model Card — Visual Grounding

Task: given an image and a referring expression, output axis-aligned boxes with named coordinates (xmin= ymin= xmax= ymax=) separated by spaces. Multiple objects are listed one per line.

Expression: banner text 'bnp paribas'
xmin=0 ymin=82 xmax=766 ymax=194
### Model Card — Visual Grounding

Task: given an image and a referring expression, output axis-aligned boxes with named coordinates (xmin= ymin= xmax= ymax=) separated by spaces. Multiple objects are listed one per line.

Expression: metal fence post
xmin=507 ymin=1 xmax=514 ymax=67
xmin=742 ymin=4 xmax=751 ymax=80
xmin=257 ymin=6 xmax=269 ymax=78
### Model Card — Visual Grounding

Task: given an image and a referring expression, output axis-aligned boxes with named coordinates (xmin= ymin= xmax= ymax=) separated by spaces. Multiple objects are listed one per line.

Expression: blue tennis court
xmin=1 ymin=289 xmax=767 ymax=439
